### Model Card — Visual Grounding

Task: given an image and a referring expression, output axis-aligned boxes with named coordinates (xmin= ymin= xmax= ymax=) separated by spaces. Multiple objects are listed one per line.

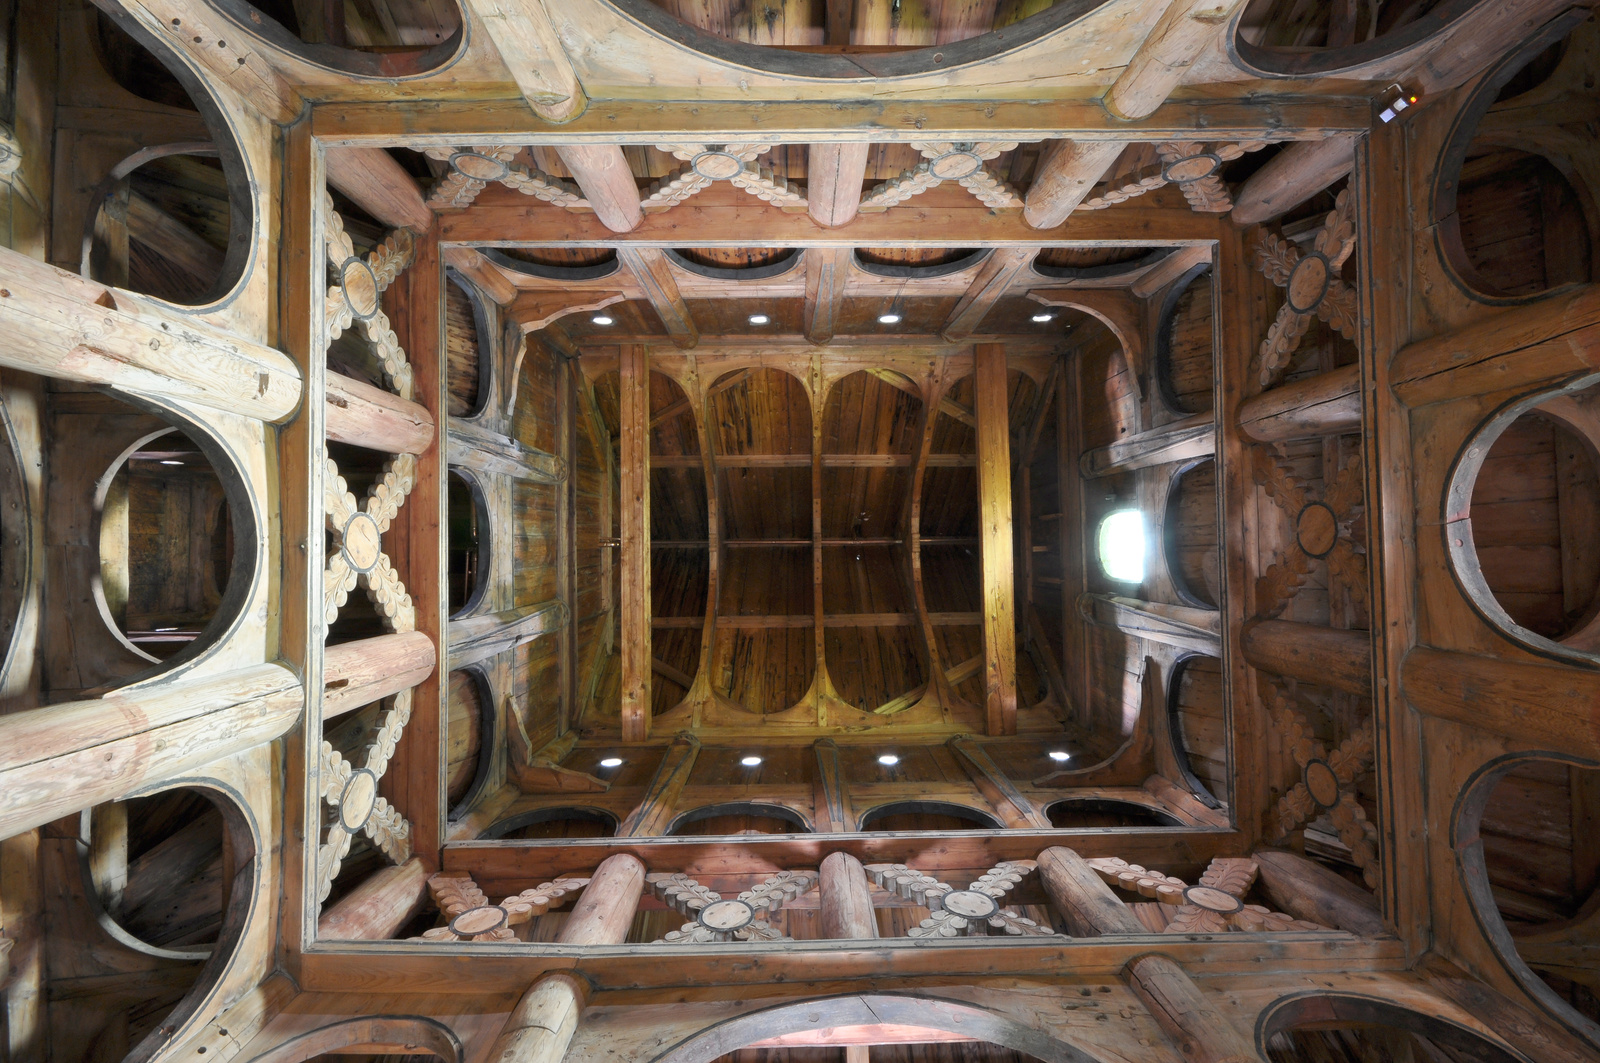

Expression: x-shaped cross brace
xmin=414 ymin=873 xmax=591 ymax=942
xmin=859 ymin=141 xmax=1021 ymax=213
xmin=864 ymin=860 xmax=1052 ymax=937
xmin=1087 ymin=856 xmax=1327 ymax=933
xmin=1252 ymin=188 xmax=1359 ymax=389
xmin=422 ymin=146 xmax=588 ymax=212
xmin=647 ymin=870 xmax=816 ymax=942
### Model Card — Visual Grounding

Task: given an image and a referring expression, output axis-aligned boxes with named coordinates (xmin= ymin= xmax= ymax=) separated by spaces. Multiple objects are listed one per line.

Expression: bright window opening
xmin=1097 ymin=509 xmax=1147 ymax=584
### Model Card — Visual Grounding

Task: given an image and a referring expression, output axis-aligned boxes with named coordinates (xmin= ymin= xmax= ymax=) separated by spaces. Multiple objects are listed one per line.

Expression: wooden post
xmin=1124 ymin=953 xmax=1266 ymax=1063
xmin=618 ymin=248 xmax=697 ymax=348
xmin=804 ymin=246 xmax=851 ymax=345
xmin=617 ymin=734 xmax=699 ymax=836
xmin=975 ymin=343 xmax=1018 ymax=736
xmin=1023 ymin=140 xmax=1123 ymax=230
xmin=1036 ymin=846 xmax=1144 ymax=936
xmin=1232 ymin=137 xmax=1357 ymax=228
xmin=558 ymin=853 xmax=647 ymax=944
xmin=812 ymin=737 xmax=856 ymax=833
xmin=948 ymin=736 xmax=1048 ymax=828
xmin=557 ymin=146 xmax=643 ymax=233
xmin=317 ymin=858 xmax=430 ymax=940
xmin=1241 ymin=620 xmax=1372 ymax=696
xmin=819 ymin=852 xmax=878 ymax=940
xmin=619 ymin=343 xmax=653 ymax=742
xmin=943 ymin=250 xmax=1033 ymax=342
xmin=1235 ymin=365 xmax=1361 ymax=443
xmin=807 ymin=144 xmax=870 ymax=229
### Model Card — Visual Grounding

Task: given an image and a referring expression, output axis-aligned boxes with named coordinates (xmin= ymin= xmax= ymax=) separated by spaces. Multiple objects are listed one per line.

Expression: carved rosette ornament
xmin=642 ymin=143 xmax=807 ymax=214
xmin=864 ymin=860 xmax=1053 ymax=938
xmin=859 ymin=142 xmax=1023 ymax=213
xmin=422 ymin=145 xmax=588 ymax=211
xmin=1087 ymin=857 xmax=1327 ymax=933
xmin=1251 ymin=189 xmax=1358 ymax=389
xmin=1076 ymin=140 xmax=1268 ymax=214
xmin=647 ymin=869 xmax=817 ymax=942
xmin=1251 ymin=447 xmax=1368 ymax=621
xmin=413 ymin=873 xmax=591 ymax=942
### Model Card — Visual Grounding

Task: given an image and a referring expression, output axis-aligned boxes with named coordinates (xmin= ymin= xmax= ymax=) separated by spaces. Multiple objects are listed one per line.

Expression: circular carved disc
xmin=692 ymin=151 xmax=744 ymax=180
xmin=1184 ymin=885 xmax=1243 ymax=915
xmin=1162 ymin=153 xmax=1219 ymax=183
xmin=1296 ymin=501 xmax=1339 ymax=558
xmin=340 ymin=257 xmax=380 ymax=320
xmin=338 ymin=769 xmax=378 ymax=832
xmin=451 ymin=150 xmax=509 ymax=182
xmin=1305 ymin=758 xmax=1341 ymax=809
xmin=1285 ymin=253 xmax=1331 ymax=314
xmin=698 ymin=898 xmax=755 ymax=932
xmin=449 ymin=905 xmax=508 ymax=937
xmin=342 ymin=511 xmax=383 ymax=573
xmin=941 ymin=890 xmax=1000 ymax=920
xmin=928 ymin=151 xmax=982 ymax=180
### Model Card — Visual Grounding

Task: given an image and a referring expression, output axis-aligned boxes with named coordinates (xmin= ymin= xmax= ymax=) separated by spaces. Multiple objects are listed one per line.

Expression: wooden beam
xmin=443 ymin=246 xmax=518 ymax=306
xmin=812 ymin=738 xmax=856 ymax=833
xmin=511 ymin=289 xmax=629 ymax=333
xmin=461 ymin=0 xmax=587 ymax=123
xmin=1023 ymin=139 xmax=1124 ymax=230
xmin=326 ymin=370 xmax=437 ymax=456
xmin=323 ymin=631 xmax=439 ymax=719
xmin=1401 ymin=647 xmax=1600 ymax=761
xmin=0 ymin=246 xmax=301 ymax=422
xmin=617 ymin=247 xmax=696 ymax=347
xmin=1242 ymin=620 xmax=1371 ymax=696
xmin=651 ymin=657 xmax=693 ymax=689
xmin=804 ymin=246 xmax=851 ymax=345
xmin=943 ymin=249 xmax=1034 ymax=342
xmin=324 ymin=147 xmax=433 ymax=233
xmin=448 ymin=600 xmax=568 ymax=671
xmin=948 ymin=736 xmax=1048 ymax=828
xmin=1236 ymin=364 xmax=1361 ymax=443
xmin=1130 ymin=245 xmax=1212 ymax=299
xmin=824 ymin=0 xmax=853 ymax=46
xmin=975 ymin=343 xmax=1018 ymax=736
xmin=556 ymin=145 xmax=643 ymax=233
xmin=1081 ymin=593 xmax=1221 ymax=656
xmin=1232 ymin=136 xmax=1357 ymax=228
xmin=120 ymin=0 xmax=301 ymax=121
xmin=619 ymin=343 xmax=653 ymax=742
xmin=1081 ymin=411 xmax=1213 ymax=477
xmin=1253 ymin=848 xmax=1386 ymax=937
xmin=807 ymin=144 xmax=870 ymax=228
xmin=125 ymin=193 xmax=223 ymax=279
xmin=0 ymin=664 xmax=301 ymax=840
xmin=317 ymin=858 xmax=430 ymax=940
xmin=618 ymin=734 xmax=699 ymax=836
xmin=1124 ymin=954 xmax=1264 ymax=1063
xmin=1104 ymin=0 xmax=1243 ymax=121
xmin=819 ymin=852 xmax=878 ymax=939
xmin=448 ymin=420 xmax=565 ymax=483
xmin=1036 ymin=846 xmax=1145 ymax=936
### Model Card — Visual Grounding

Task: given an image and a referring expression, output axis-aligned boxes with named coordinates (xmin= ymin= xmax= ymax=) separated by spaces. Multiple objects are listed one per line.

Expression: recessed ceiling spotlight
xmin=748 ymin=313 xmax=770 ymax=325
xmin=591 ymin=314 xmax=614 ymax=326
xmin=1032 ymin=313 xmax=1055 ymax=323
xmin=1048 ymin=750 xmax=1071 ymax=762
xmin=740 ymin=755 xmax=763 ymax=767
xmin=877 ymin=312 xmax=902 ymax=325
xmin=599 ymin=757 xmax=623 ymax=768
xmin=159 ymin=459 xmax=184 ymax=466
xmin=877 ymin=753 xmax=900 ymax=766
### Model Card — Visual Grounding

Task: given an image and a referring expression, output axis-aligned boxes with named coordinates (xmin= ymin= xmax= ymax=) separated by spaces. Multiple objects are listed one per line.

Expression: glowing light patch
xmin=1097 ymin=509 xmax=1147 ymax=583
xmin=599 ymin=757 xmax=623 ymax=768
xmin=877 ymin=753 xmax=900 ymax=766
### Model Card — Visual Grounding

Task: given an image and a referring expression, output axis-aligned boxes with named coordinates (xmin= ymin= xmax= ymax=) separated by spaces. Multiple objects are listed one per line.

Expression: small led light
xmin=1032 ymin=313 xmax=1055 ymax=323
xmin=740 ymin=755 xmax=763 ymax=767
xmin=877 ymin=753 xmax=900 ymax=766
xmin=877 ymin=312 xmax=902 ymax=325
xmin=159 ymin=459 xmax=183 ymax=466
xmin=591 ymin=314 xmax=614 ymax=326
xmin=1048 ymin=751 xmax=1071 ymax=762
xmin=748 ymin=314 xmax=770 ymax=325
xmin=599 ymin=757 xmax=623 ymax=768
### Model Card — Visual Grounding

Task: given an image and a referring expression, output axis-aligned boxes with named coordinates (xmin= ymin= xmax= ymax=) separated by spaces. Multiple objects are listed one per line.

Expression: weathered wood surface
xmin=1081 ymin=594 xmax=1222 ymax=656
xmin=324 ymin=147 xmax=432 ymax=233
xmin=1037 ymin=846 xmax=1145 ymax=937
xmin=808 ymin=143 xmax=870 ymax=229
xmin=1253 ymin=848 xmax=1386 ymax=938
xmin=317 ymin=858 xmax=430 ymax=940
xmin=1232 ymin=136 xmax=1357 ymax=228
xmin=326 ymin=371 xmax=436 ymax=456
xmin=819 ymin=852 xmax=878 ymax=940
xmin=1236 ymin=365 xmax=1361 ymax=443
xmin=323 ymin=632 xmax=439 ymax=719
xmin=617 ymin=735 xmax=699 ymax=837
xmin=1106 ymin=0 xmax=1243 ymax=121
xmin=1024 ymin=140 xmax=1124 ymax=230
xmin=1124 ymin=953 xmax=1265 ymax=1063
xmin=975 ymin=343 xmax=1018 ymax=735
xmin=448 ymin=419 xmax=564 ymax=483
xmin=448 ymin=600 xmax=567 ymax=671
xmin=1241 ymin=620 xmax=1372 ymax=696
xmin=619 ymin=343 xmax=652 ymax=742
xmin=1401 ymin=647 xmax=1600 ymax=760
xmin=1081 ymin=412 xmax=1214 ymax=477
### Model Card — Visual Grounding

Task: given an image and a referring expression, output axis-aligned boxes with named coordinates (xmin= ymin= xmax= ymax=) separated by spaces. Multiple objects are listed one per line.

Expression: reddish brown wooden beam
xmin=975 ymin=342 xmax=1018 ymax=735
xmin=1242 ymin=620 xmax=1371 ymax=696
xmin=324 ymin=147 xmax=433 ymax=233
xmin=326 ymin=371 xmax=436 ymax=456
xmin=323 ymin=632 xmax=438 ymax=719
xmin=1237 ymin=364 xmax=1361 ymax=442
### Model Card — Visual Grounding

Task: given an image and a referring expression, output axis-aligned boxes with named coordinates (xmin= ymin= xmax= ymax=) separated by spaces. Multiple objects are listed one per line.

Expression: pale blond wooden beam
xmin=125 ymin=193 xmax=223 ymax=279
xmin=443 ymin=247 xmax=518 ymax=307
xmin=326 ymin=371 xmax=436 ymax=456
xmin=619 ymin=343 xmax=653 ymax=742
xmin=949 ymin=735 xmax=1048 ymax=828
xmin=448 ymin=600 xmax=567 ymax=671
xmin=943 ymin=249 xmax=1033 ymax=342
xmin=1242 ymin=620 xmax=1371 ymax=696
xmin=557 ymin=145 xmax=643 ymax=233
xmin=819 ymin=852 xmax=878 ymax=939
xmin=1402 ymin=647 xmax=1600 ymax=761
xmin=808 ymin=144 xmax=870 ymax=228
xmin=462 ymin=0 xmax=587 ymax=123
xmin=804 ymin=246 xmax=851 ymax=345
xmin=1231 ymin=136 xmax=1357 ymax=227
xmin=119 ymin=0 xmax=300 ymax=121
xmin=0 ymin=246 xmax=301 ymax=422
xmin=317 ymin=858 xmax=430 ymax=940
xmin=1124 ymin=954 xmax=1264 ymax=1063
xmin=1023 ymin=140 xmax=1124 ymax=230
xmin=1081 ymin=411 xmax=1213 ymax=477
xmin=618 ymin=247 xmax=697 ymax=347
xmin=813 ymin=738 xmax=856 ymax=833
xmin=559 ymin=852 xmax=647 ymax=943
xmin=1236 ymin=364 xmax=1361 ymax=442
xmin=448 ymin=420 xmax=564 ymax=483
xmin=618 ymin=734 xmax=699 ymax=835
xmin=975 ymin=343 xmax=1018 ymax=736
xmin=0 ymin=664 xmax=302 ymax=841
xmin=322 ymin=631 xmax=438 ymax=719
xmin=1104 ymin=0 xmax=1243 ymax=121
xmin=1037 ymin=846 xmax=1145 ymax=936
xmin=324 ymin=147 xmax=433 ymax=233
